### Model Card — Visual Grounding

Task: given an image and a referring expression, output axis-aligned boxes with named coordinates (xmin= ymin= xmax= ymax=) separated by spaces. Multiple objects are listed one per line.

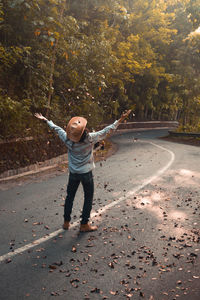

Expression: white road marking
xmin=0 ymin=141 xmax=175 ymax=263
xmin=91 ymin=142 xmax=175 ymax=216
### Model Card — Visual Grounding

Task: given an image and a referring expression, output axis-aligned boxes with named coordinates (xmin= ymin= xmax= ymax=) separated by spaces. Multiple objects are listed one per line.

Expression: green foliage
xmin=0 ymin=93 xmax=33 ymax=138
xmin=177 ymin=120 xmax=200 ymax=133
xmin=0 ymin=0 xmax=200 ymax=138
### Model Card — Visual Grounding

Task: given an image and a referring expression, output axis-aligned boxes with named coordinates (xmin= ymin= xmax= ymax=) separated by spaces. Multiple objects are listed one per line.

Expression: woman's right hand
xmin=34 ymin=113 xmax=47 ymax=122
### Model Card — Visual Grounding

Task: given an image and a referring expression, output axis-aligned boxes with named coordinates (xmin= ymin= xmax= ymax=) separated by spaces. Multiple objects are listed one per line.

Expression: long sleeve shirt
xmin=47 ymin=120 xmax=120 ymax=174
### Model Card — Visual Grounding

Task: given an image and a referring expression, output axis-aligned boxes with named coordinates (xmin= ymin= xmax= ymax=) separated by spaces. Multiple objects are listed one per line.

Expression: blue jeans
xmin=64 ymin=171 xmax=94 ymax=224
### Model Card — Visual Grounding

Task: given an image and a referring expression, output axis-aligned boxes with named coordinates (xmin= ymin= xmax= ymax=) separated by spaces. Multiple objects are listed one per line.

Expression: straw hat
xmin=66 ymin=116 xmax=87 ymax=142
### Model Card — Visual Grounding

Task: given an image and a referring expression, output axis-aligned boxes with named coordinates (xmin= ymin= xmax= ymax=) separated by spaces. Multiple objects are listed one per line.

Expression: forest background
xmin=0 ymin=0 xmax=200 ymax=140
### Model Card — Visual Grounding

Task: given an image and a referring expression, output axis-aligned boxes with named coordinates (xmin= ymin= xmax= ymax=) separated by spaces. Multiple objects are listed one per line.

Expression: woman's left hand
xmin=119 ymin=109 xmax=132 ymax=123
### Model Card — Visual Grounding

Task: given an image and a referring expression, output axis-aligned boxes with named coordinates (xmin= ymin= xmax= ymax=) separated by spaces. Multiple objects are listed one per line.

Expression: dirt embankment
xmin=0 ymin=134 xmax=67 ymax=174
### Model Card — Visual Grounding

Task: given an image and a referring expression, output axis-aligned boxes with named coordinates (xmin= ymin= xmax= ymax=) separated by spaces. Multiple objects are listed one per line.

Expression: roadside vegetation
xmin=0 ymin=0 xmax=200 ymax=140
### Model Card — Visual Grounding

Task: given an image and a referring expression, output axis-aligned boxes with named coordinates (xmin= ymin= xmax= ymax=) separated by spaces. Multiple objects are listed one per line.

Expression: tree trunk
xmin=150 ymin=110 xmax=154 ymax=120
xmin=158 ymin=110 xmax=162 ymax=120
xmin=144 ymin=106 xmax=148 ymax=120
xmin=46 ymin=1 xmax=66 ymax=117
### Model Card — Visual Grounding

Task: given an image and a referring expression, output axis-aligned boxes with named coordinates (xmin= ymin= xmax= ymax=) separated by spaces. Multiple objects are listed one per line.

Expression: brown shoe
xmin=63 ymin=221 xmax=70 ymax=230
xmin=80 ymin=223 xmax=97 ymax=232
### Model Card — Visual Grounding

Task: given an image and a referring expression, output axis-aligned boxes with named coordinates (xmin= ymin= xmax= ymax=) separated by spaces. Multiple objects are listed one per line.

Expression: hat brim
xmin=66 ymin=117 xmax=87 ymax=142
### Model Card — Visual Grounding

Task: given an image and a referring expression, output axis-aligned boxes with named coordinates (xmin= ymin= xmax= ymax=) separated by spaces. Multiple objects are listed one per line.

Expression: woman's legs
xmin=80 ymin=171 xmax=94 ymax=225
xmin=64 ymin=173 xmax=80 ymax=222
xmin=64 ymin=171 xmax=96 ymax=231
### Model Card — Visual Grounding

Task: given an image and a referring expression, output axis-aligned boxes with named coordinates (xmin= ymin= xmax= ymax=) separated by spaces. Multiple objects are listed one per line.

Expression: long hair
xmin=79 ymin=128 xmax=89 ymax=142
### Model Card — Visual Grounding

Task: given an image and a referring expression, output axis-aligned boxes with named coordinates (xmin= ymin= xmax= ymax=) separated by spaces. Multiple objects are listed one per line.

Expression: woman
xmin=35 ymin=110 xmax=131 ymax=232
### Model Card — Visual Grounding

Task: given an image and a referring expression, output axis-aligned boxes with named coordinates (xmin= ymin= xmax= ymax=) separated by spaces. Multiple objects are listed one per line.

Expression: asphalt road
xmin=0 ymin=129 xmax=200 ymax=300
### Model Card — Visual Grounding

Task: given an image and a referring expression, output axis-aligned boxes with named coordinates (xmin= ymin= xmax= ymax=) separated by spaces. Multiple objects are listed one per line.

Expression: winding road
xmin=0 ymin=129 xmax=200 ymax=300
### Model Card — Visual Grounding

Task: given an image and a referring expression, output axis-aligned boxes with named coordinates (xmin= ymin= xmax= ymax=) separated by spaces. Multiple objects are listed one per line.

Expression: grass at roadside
xmin=160 ymin=135 xmax=200 ymax=147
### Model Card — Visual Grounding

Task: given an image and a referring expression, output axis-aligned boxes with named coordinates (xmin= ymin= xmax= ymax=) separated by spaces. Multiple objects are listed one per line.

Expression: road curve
xmin=0 ymin=129 xmax=199 ymax=300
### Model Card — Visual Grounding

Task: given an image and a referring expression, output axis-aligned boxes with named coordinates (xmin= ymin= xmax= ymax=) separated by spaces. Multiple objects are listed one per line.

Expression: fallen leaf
xmin=110 ymin=291 xmax=119 ymax=295
xmin=33 ymin=222 xmax=43 ymax=226
xmin=54 ymin=261 xmax=63 ymax=266
xmin=86 ymin=243 xmax=94 ymax=248
xmin=49 ymin=265 xmax=57 ymax=270
xmin=71 ymin=246 xmax=77 ymax=253
xmin=126 ymin=293 xmax=133 ymax=298
xmin=36 ymin=248 xmax=45 ymax=252
xmin=108 ymin=262 xmax=115 ymax=269
xmin=51 ymin=291 xmax=59 ymax=296
xmin=90 ymin=287 xmax=101 ymax=293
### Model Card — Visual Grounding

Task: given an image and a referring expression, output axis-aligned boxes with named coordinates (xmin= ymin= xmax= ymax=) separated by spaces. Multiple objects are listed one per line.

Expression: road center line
xmin=91 ymin=141 xmax=175 ymax=217
xmin=0 ymin=141 xmax=175 ymax=263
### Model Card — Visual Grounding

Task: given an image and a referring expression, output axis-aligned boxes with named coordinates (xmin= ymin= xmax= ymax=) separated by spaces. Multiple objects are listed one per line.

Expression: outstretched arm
xmin=118 ymin=109 xmax=132 ymax=123
xmin=88 ymin=109 xmax=132 ymax=144
xmin=34 ymin=113 xmax=48 ymax=122
xmin=34 ymin=113 xmax=66 ymax=142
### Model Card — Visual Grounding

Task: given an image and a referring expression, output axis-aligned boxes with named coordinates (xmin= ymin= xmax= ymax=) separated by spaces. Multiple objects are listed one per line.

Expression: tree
xmin=1 ymin=0 xmax=200 ymax=139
